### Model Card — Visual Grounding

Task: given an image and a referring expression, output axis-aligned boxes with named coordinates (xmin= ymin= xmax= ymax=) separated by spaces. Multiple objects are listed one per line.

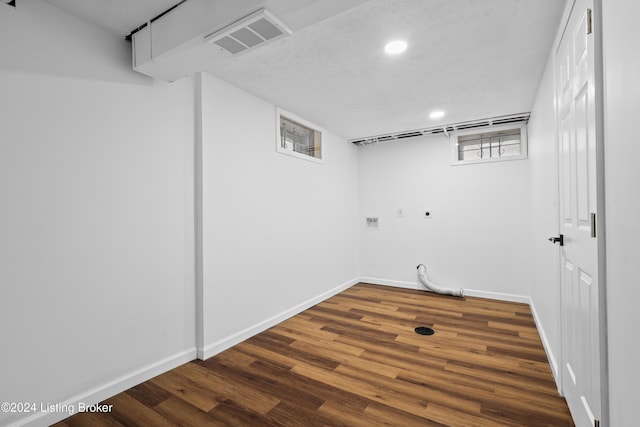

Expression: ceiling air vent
xmin=205 ymin=8 xmax=292 ymax=55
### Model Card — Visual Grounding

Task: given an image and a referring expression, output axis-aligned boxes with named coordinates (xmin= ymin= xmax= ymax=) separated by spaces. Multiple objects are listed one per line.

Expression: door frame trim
xmin=552 ymin=0 xmax=609 ymax=424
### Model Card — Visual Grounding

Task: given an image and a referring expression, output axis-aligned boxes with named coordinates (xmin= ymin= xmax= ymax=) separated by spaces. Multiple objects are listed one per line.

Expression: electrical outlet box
xmin=366 ymin=217 xmax=380 ymax=229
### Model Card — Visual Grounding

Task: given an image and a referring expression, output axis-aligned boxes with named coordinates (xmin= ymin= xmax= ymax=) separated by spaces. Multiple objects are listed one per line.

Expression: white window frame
xmin=450 ymin=122 xmax=528 ymax=166
xmin=276 ymin=107 xmax=324 ymax=164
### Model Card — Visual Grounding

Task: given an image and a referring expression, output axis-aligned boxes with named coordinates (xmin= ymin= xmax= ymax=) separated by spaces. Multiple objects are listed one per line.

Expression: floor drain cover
xmin=414 ymin=326 xmax=434 ymax=336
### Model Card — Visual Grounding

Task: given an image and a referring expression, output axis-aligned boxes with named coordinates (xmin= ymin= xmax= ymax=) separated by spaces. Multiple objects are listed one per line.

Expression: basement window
xmin=451 ymin=122 xmax=527 ymax=165
xmin=276 ymin=108 xmax=323 ymax=163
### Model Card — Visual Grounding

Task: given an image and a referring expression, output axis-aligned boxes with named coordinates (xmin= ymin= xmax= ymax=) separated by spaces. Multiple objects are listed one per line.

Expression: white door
xmin=555 ymin=1 xmax=603 ymax=426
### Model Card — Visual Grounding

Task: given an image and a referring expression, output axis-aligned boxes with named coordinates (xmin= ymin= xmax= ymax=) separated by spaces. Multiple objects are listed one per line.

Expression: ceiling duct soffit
xmin=350 ymin=113 xmax=531 ymax=146
xmin=131 ymin=0 xmax=291 ymax=81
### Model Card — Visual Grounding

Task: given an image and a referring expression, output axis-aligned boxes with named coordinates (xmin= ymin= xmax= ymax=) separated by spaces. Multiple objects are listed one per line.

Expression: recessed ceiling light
xmin=384 ymin=40 xmax=407 ymax=55
xmin=430 ymin=111 xmax=445 ymax=119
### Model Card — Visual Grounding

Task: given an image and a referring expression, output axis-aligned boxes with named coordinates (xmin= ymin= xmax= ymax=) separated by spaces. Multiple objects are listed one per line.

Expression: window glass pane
xmin=280 ymin=116 xmax=322 ymax=160
xmin=457 ymin=128 xmax=522 ymax=161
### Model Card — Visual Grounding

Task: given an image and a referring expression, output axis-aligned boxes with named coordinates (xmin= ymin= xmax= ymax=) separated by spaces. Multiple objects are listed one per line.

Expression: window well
xmin=276 ymin=108 xmax=323 ymax=163
xmin=451 ymin=122 xmax=528 ymax=165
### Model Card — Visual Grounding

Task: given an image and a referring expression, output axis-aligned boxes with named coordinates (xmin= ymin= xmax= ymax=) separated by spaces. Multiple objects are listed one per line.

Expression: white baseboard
xmin=198 ymin=277 xmax=360 ymax=360
xmin=358 ymin=276 xmax=420 ymax=290
xmin=14 ymin=348 xmax=197 ymax=427
xmin=359 ymin=276 xmax=530 ymax=304
xmin=462 ymin=288 xmax=531 ymax=304
xmin=528 ymin=298 xmax=560 ymax=391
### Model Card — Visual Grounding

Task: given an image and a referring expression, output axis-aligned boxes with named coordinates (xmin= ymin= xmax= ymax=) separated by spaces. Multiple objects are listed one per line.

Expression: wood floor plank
xmin=333 ymin=363 xmax=483 ymax=415
xmin=209 ymin=346 xmax=257 ymax=369
xmin=245 ymin=359 xmax=371 ymax=414
xmin=272 ymin=323 xmax=365 ymax=357
xmin=248 ymin=330 xmax=342 ymax=370
xmin=363 ymin=401 xmax=450 ymax=427
xmin=207 ymin=398 xmax=283 ymax=427
xmin=62 ymin=411 xmax=125 ymax=427
xmin=424 ymin=402 xmax=514 ymax=427
xmin=288 ymin=338 xmax=401 ymax=378
xmin=124 ymin=381 xmax=172 ymax=408
xmin=149 ymin=369 xmax=222 ymax=412
xmin=266 ymin=400 xmax=353 ymax=427
xmin=153 ymin=397 xmax=225 ymax=427
xmin=398 ymin=367 xmax=570 ymax=422
xmin=202 ymin=358 xmax=326 ymax=411
xmin=276 ymin=315 xmax=341 ymax=338
xmin=444 ymin=360 xmax=559 ymax=395
xmin=316 ymin=400 xmax=378 ymax=427
xmin=54 ymin=283 xmax=574 ymax=426
xmin=105 ymin=393 xmax=179 ymax=427
xmin=229 ymin=341 xmax=298 ymax=370
xmin=175 ymin=362 xmax=280 ymax=414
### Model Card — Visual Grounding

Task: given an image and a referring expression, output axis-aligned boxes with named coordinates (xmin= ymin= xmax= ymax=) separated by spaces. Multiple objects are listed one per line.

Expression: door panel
xmin=556 ymin=1 xmax=602 ymax=426
xmin=575 ymin=86 xmax=590 ymax=224
xmin=560 ymin=116 xmax=572 ymax=224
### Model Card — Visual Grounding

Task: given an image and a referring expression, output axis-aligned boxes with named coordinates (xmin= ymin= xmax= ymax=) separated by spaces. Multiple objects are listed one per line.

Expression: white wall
xmin=358 ymin=134 xmax=532 ymax=298
xmin=526 ymin=53 xmax=561 ymax=380
xmin=0 ymin=1 xmax=145 ymax=84
xmin=0 ymin=2 xmax=195 ymax=426
xmin=198 ymin=72 xmax=359 ymax=356
xmin=602 ymin=1 xmax=640 ymax=425
xmin=5 ymin=1 xmax=634 ymax=426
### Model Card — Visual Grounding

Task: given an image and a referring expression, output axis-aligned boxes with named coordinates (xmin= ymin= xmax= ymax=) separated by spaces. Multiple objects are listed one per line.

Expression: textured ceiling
xmin=44 ymin=0 xmax=566 ymax=140
xmin=203 ymin=0 xmax=567 ymax=139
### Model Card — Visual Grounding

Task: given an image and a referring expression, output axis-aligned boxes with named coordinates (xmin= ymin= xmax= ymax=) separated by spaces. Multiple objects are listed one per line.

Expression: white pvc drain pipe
xmin=417 ymin=264 xmax=464 ymax=297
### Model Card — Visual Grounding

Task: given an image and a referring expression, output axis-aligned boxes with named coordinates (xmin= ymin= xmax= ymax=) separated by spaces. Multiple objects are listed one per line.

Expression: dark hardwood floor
xmin=54 ymin=283 xmax=574 ymax=426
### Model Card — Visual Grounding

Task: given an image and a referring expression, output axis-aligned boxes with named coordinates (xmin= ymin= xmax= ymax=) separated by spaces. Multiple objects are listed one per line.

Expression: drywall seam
xmin=194 ymin=72 xmax=205 ymax=358
xmin=14 ymin=348 xmax=197 ymax=427
xmin=199 ymin=277 xmax=360 ymax=360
